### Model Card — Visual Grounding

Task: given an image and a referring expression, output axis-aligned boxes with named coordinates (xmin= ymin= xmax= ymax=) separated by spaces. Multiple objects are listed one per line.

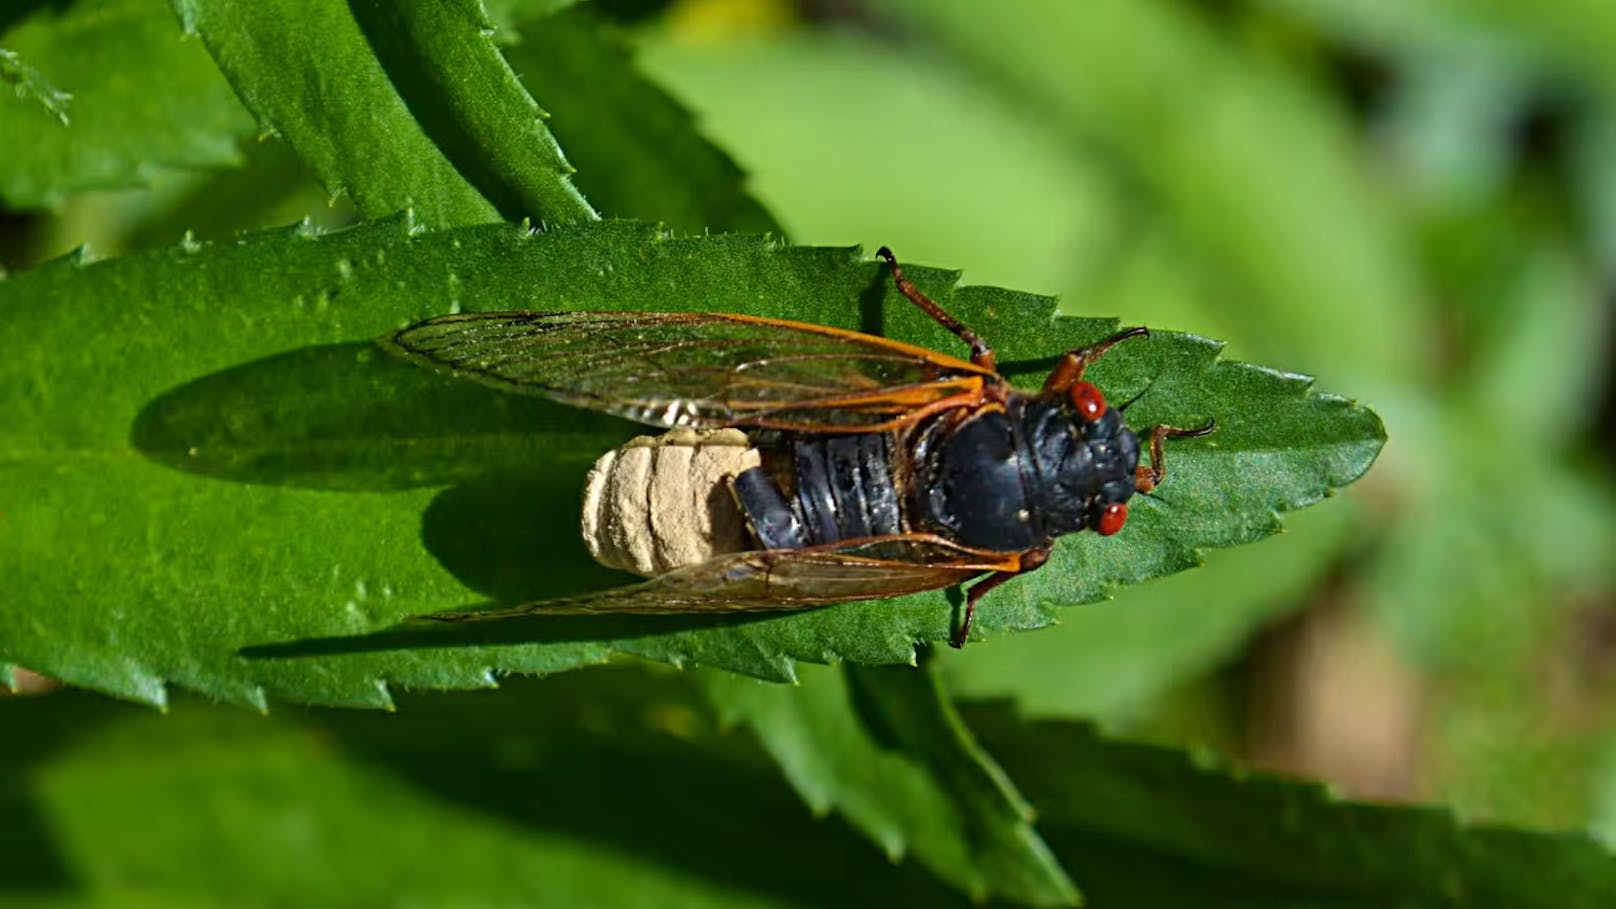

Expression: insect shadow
xmin=238 ymin=602 xmax=781 ymax=660
xmin=130 ymin=341 xmax=779 ymax=656
xmin=243 ymin=471 xmax=783 ymax=659
xmin=129 ymin=341 xmax=635 ymax=492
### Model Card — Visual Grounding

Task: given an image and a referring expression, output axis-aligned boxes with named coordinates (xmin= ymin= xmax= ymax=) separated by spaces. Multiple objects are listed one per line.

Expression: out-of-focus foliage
xmin=6 ymin=667 xmax=1613 ymax=909
xmin=637 ymin=0 xmax=1616 ymax=833
xmin=2 ymin=0 xmax=1613 ymax=905
xmin=704 ymin=663 xmax=1078 ymax=905
xmin=172 ymin=0 xmax=591 ymax=226
xmin=0 ymin=0 xmax=252 ymax=208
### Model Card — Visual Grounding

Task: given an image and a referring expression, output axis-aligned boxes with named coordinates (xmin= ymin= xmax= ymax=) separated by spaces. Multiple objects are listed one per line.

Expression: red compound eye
xmin=1097 ymin=503 xmax=1128 ymax=536
xmin=1069 ymin=381 xmax=1107 ymax=421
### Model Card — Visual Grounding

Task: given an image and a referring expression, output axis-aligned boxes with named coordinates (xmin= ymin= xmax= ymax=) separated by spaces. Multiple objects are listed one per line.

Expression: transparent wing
xmin=384 ymin=311 xmax=993 ymax=430
xmin=415 ymin=535 xmax=1019 ymax=620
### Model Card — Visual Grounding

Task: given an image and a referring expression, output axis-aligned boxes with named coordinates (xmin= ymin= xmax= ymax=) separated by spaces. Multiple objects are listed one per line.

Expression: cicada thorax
xmin=580 ymin=428 xmax=761 ymax=577
xmin=909 ymin=396 xmax=1143 ymax=551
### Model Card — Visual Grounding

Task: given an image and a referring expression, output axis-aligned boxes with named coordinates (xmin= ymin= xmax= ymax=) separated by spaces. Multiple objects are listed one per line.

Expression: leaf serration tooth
xmin=373 ymin=679 xmax=397 ymax=712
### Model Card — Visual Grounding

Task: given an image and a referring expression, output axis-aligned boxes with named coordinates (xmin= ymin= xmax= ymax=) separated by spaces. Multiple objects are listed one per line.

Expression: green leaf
xmin=0 ymin=47 xmax=70 ymax=124
xmin=703 ymin=662 xmax=1077 ymax=906
xmin=0 ymin=218 xmax=1383 ymax=708
xmin=0 ymin=0 xmax=254 ymax=209
xmin=114 ymin=138 xmax=360 ymax=254
xmin=13 ymin=135 xmax=358 ymax=273
xmin=171 ymin=0 xmax=593 ymax=227
xmin=498 ymin=5 xmax=781 ymax=234
xmin=352 ymin=0 xmax=595 ymax=223
xmin=969 ymin=706 xmax=1616 ymax=908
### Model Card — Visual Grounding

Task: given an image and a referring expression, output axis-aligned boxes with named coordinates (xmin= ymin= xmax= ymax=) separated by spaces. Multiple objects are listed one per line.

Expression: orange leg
xmin=1041 ymin=326 xmax=1151 ymax=394
xmin=1135 ymin=420 xmax=1217 ymax=493
xmin=951 ymin=547 xmax=1051 ymax=648
xmin=877 ymin=247 xmax=996 ymax=371
xmin=1037 ymin=326 xmax=1150 ymax=422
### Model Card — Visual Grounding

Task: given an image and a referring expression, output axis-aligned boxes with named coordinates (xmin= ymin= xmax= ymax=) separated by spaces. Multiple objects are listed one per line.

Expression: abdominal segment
xmin=730 ymin=433 xmax=904 ymax=549
xmin=580 ymin=428 xmax=761 ymax=577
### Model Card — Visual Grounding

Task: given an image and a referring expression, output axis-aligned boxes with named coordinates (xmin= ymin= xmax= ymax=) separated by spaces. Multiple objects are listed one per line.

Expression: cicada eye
xmin=1096 ymin=502 xmax=1128 ymax=536
xmin=1068 ymin=381 xmax=1107 ymax=422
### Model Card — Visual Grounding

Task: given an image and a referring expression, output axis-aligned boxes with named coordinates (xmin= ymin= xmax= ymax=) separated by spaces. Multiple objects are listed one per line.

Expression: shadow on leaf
xmin=422 ymin=468 xmax=628 ymax=602
xmin=131 ymin=341 xmax=627 ymax=491
xmin=241 ymin=465 xmax=795 ymax=657
xmin=128 ymin=338 xmax=796 ymax=654
xmin=240 ymin=609 xmax=787 ymax=659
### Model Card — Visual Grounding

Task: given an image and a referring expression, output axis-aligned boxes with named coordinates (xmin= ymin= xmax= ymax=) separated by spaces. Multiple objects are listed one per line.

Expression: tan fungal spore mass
xmin=580 ymin=428 xmax=761 ymax=577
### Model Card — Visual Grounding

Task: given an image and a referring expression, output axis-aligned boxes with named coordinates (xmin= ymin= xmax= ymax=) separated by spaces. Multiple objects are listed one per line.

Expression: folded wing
xmin=416 ymin=535 xmax=1017 ymax=620
xmin=385 ymin=311 xmax=993 ymax=431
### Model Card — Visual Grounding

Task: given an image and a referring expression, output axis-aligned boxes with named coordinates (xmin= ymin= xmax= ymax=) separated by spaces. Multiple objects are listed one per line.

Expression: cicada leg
xmin=1135 ymin=420 xmax=1218 ymax=493
xmin=876 ymin=246 xmax=997 ymax=372
xmin=951 ymin=547 xmax=1051 ymax=648
xmin=1040 ymin=327 xmax=1150 ymax=393
xmin=1039 ymin=326 xmax=1151 ymax=422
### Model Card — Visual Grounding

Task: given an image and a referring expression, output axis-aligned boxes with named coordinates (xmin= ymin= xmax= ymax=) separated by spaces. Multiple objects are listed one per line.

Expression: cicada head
xmin=1024 ymin=400 xmax=1143 ymax=539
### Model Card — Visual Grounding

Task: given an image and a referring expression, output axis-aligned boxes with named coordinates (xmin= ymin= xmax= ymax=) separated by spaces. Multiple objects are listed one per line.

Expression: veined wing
xmin=415 ymin=535 xmax=1018 ymax=620
xmin=383 ymin=311 xmax=995 ymax=430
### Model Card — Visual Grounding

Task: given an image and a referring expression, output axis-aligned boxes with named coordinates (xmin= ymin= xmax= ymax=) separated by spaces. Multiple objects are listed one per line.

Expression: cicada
xmin=386 ymin=249 xmax=1213 ymax=646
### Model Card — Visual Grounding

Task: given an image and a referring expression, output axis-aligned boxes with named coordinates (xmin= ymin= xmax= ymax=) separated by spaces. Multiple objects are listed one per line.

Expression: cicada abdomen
xmin=580 ymin=428 xmax=761 ymax=576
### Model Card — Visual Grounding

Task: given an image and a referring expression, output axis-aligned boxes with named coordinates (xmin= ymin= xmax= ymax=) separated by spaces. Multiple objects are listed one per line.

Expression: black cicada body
xmin=385 ymin=249 xmax=1213 ymax=646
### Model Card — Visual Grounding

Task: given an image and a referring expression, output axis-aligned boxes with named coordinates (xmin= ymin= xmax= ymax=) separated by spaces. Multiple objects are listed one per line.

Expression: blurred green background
xmin=633 ymin=0 xmax=1616 ymax=834
xmin=616 ymin=0 xmax=1615 ymax=836
xmin=5 ymin=0 xmax=1614 ymax=850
